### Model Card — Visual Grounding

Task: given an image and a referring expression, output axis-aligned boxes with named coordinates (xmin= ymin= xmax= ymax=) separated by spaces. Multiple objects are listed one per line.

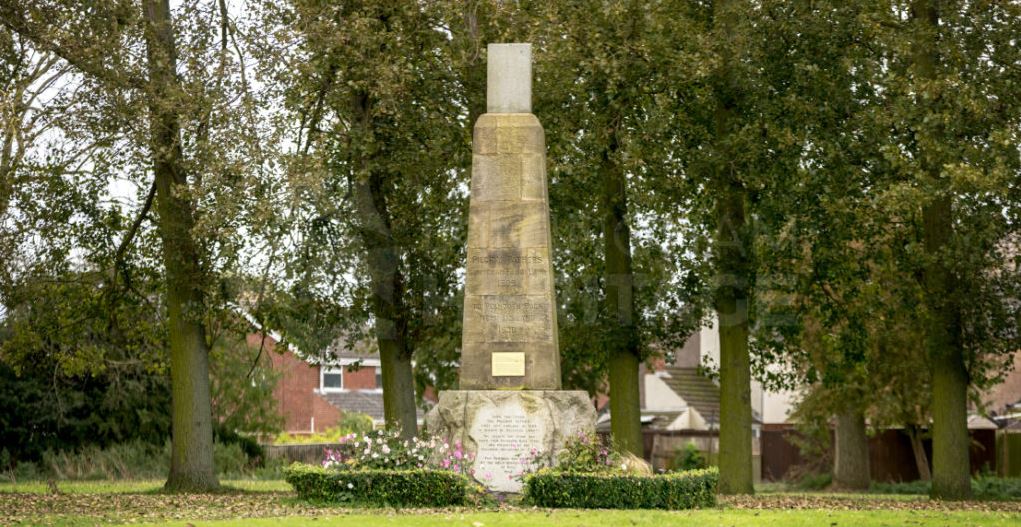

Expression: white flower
xmin=621 ymin=463 xmax=627 ymax=471
xmin=347 ymin=482 xmax=354 ymax=489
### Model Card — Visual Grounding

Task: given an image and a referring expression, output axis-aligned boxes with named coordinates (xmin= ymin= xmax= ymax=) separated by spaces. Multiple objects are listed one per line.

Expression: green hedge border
xmin=285 ymin=463 xmax=482 ymax=506
xmin=523 ymin=467 xmax=718 ymax=509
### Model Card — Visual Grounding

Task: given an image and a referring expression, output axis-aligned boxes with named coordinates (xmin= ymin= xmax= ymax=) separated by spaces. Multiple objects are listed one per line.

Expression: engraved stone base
xmin=424 ymin=390 xmax=595 ymax=493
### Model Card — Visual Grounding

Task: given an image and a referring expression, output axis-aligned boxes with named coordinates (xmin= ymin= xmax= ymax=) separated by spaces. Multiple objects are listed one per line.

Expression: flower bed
xmin=523 ymin=467 xmax=719 ymax=509
xmin=286 ymin=429 xmax=486 ymax=506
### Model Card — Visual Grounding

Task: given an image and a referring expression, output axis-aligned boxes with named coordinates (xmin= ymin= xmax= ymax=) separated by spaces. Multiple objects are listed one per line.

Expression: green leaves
xmin=523 ymin=467 xmax=719 ymax=509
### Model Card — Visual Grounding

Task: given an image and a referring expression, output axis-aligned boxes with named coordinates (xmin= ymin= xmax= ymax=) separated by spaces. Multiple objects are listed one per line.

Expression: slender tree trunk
xmin=350 ymin=94 xmax=418 ymax=438
xmin=833 ymin=407 xmax=870 ymax=490
xmin=910 ymin=0 xmax=971 ymax=500
xmin=929 ymin=330 xmax=970 ymax=498
xmin=711 ymin=0 xmax=754 ymax=495
xmin=714 ymin=186 xmax=754 ymax=494
xmin=142 ymin=0 xmax=218 ymax=492
xmin=599 ymin=131 xmax=643 ymax=457
xmin=906 ymin=423 xmax=932 ymax=481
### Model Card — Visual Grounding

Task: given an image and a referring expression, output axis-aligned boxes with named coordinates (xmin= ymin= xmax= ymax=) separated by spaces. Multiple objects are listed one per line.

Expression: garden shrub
xmin=523 ymin=467 xmax=718 ymax=509
xmin=21 ymin=439 xmax=270 ymax=480
xmin=273 ymin=412 xmax=375 ymax=445
xmin=793 ymin=471 xmax=833 ymax=490
xmin=671 ymin=441 xmax=708 ymax=471
xmin=321 ymin=429 xmax=473 ymax=473
xmin=285 ymin=463 xmax=484 ymax=506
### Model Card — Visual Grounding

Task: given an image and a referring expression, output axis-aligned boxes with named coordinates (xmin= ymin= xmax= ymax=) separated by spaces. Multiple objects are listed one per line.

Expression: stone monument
xmin=425 ymin=43 xmax=596 ymax=493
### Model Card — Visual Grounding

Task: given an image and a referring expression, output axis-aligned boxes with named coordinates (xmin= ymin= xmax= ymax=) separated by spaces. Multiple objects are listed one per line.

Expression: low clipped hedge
xmin=523 ymin=467 xmax=718 ymax=509
xmin=285 ymin=463 xmax=482 ymax=506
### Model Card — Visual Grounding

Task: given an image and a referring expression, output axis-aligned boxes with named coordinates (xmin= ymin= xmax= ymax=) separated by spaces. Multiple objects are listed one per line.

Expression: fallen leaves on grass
xmin=0 ymin=491 xmax=341 ymax=525
xmin=3 ymin=490 xmax=1020 ymax=525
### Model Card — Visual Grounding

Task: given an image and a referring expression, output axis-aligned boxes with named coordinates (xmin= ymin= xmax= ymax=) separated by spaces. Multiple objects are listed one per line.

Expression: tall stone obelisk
xmin=459 ymin=43 xmax=560 ymax=390
xmin=426 ymin=43 xmax=595 ymax=493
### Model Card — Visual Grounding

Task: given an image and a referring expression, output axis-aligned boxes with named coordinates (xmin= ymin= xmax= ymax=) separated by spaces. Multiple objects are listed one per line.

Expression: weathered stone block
xmin=425 ymin=390 xmax=596 ymax=492
xmin=471 ymin=154 xmax=521 ymax=201
xmin=482 ymin=201 xmax=549 ymax=248
xmin=520 ymin=153 xmax=547 ymax=201
xmin=473 ymin=123 xmax=498 ymax=155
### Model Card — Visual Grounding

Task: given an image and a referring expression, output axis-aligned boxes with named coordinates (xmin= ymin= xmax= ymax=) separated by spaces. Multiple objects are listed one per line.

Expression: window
xmin=375 ymin=368 xmax=382 ymax=389
xmin=321 ymin=367 xmax=344 ymax=392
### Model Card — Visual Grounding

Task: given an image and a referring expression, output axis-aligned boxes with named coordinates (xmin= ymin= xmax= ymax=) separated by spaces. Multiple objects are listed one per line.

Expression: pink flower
xmin=452 ymin=464 xmax=461 ymax=472
xmin=442 ymin=459 xmax=451 ymax=468
xmin=454 ymin=450 xmax=463 ymax=460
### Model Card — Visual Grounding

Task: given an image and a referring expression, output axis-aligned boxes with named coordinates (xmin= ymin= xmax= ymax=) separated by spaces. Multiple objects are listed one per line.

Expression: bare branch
xmin=113 ymin=178 xmax=158 ymax=288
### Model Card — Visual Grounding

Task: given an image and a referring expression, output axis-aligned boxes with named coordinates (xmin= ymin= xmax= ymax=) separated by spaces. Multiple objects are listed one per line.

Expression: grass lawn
xmin=134 ymin=509 xmax=1021 ymax=527
xmin=1 ymin=480 xmax=1018 ymax=526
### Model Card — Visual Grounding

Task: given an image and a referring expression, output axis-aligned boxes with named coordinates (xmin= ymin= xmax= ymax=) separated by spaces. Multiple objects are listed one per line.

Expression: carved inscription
xmin=466 ymin=248 xmax=548 ymax=295
xmin=465 ymin=295 xmax=553 ymax=342
xmin=470 ymin=406 xmax=546 ymax=492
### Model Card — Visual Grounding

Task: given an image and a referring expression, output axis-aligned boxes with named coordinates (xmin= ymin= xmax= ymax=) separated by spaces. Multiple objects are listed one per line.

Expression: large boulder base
xmin=425 ymin=390 xmax=595 ymax=493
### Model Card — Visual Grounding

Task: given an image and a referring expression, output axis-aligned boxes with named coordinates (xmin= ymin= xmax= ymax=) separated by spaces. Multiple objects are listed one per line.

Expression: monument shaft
xmin=429 ymin=43 xmax=592 ymax=494
xmin=460 ymin=45 xmax=561 ymax=390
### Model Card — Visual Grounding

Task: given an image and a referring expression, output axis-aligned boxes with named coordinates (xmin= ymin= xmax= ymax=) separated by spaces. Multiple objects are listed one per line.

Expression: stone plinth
xmin=425 ymin=390 xmax=595 ymax=493
xmin=461 ymin=112 xmax=561 ymax=391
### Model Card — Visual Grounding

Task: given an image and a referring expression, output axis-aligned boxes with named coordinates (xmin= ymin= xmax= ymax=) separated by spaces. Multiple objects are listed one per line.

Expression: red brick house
xmin=246 ymin=329 xmax=389 ymax=434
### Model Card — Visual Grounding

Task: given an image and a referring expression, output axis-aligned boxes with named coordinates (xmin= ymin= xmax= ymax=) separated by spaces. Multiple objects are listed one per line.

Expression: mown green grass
xmin=133 ymin=509 xmax=1021 ymax=527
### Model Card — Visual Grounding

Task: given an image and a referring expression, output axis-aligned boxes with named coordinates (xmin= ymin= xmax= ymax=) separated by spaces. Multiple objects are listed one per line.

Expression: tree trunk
xmin=711 ymin=0 xmax=754 ymax=495
xmin=910 ymin=0 xmax=971 ymax=500
xmin=142 ymin=0 xmax=218 ymax=492
xmin=833 ymin=407 xmax=870 ymax=490
xmin=906 ymin=424 xmax=932 ymax=481
xmin=929 ymin=333 xmax=970 ymax=498
xmin=600 ymin=132 xmax=643 ymax=457
xmin=350 ymin=94 xmax=418 ymax=438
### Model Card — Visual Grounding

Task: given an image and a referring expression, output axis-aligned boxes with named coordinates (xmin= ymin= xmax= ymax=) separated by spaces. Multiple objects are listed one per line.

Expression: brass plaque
xmin=491 ymin=352 xmax=525 ymax=377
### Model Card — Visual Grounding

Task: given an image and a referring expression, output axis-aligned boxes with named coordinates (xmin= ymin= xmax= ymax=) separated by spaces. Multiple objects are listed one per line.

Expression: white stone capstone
xmin=487 ymin=43 xmax=532 ymax=113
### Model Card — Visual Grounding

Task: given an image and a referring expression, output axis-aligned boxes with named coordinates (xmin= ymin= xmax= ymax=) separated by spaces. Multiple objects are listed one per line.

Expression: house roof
xmin=321 ymin=391 xmax=386 ymax=421
xmin=659 ymin=367 xmax=722 ymax=423
xmin=320 ymin=390 xmax=428 ymax=423
xmin=322 ymin=331 xmax=379 ymax=359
